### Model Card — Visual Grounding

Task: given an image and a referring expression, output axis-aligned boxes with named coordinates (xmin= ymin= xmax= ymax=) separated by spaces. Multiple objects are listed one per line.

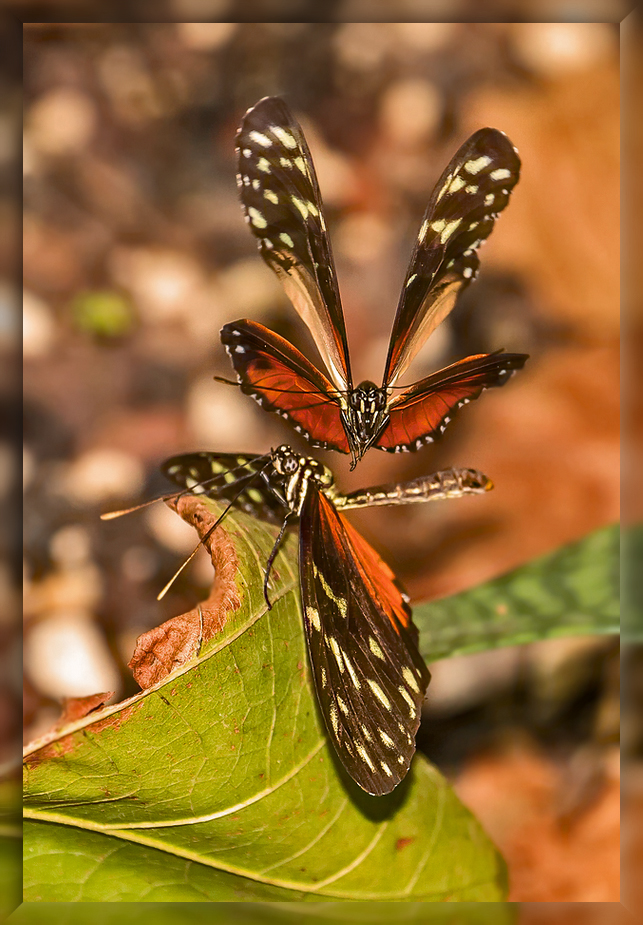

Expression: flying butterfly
xmin=223 ymin=96 xmax=529 ymax=468
xmin=161 ymin=444 xmax=493 ymax=796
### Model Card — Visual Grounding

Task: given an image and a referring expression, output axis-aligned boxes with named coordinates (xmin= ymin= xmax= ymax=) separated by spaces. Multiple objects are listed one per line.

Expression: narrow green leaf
xmin=415 ymin=524 xmax=619 ymax=662
xmin=24 ymin=502 xmax=506 ymax=903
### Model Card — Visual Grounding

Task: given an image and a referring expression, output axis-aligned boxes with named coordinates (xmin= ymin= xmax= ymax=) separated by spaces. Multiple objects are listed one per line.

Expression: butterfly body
xmin=226 ymin=97 xmax=529 ymax=467
xmin=161 ymin=445 xmax=492 ymax=795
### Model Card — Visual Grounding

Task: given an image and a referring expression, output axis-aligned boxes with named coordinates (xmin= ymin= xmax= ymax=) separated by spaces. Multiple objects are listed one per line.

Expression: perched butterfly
xmin=223 ymin=96 xmax=529 ymax=468
xmin=161 ymin=445 xmax=493 ymax=796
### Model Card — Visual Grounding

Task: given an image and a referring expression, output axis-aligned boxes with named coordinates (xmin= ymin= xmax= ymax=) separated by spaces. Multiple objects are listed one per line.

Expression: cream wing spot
xmin=264 ymin=190 xmax=279 ymax=204
xmin=271 ymin=125 xmax=297 ymax=149
xmin=248 ymin=207 xmax=267 ymax=229
xmin=367 ymin=679 xmax=392 ymax=710
xmin=380 ymin=761 xmax=393 ymax=777
xmin=379 ymin=729 xmax=395 ymax=749
xmin=399 ymin=686 xmax=417 ymax=717
xmin=360 ymin=724 xmax=373 ymax=742
xmin=368 ymin=636 xmax=385 ymax=660
xmin=490 ymin=167 xmax=512 ymax=181
xmin=464 ymin=155 xmax=492 ymax=174
xmin=257 ymin=157 xmax=271 ymax=173
xmin=402 ymin=666 xmax=420 ymax=693
xmin=279 ymin=232 xmax=294 ymax=248
xmin=307 ymin=606 xmax=321 ymax=632
xmin=356 ymin=744 xmax=376 ymax=773
xmin=249 ymin=130 xmax=272 ymax=147
xmin=328 ymin=636 xmax=345 ymax=673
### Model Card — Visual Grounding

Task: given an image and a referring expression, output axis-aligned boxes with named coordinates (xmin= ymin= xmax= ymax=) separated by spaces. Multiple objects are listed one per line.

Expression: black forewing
xmin=299 ymin=488 xmax=430 ymax=795
xmin=161 ymin=452 xmax=288 ymax=525
xmin=236 ymin=96 xmax=352 ymax=392
xmin=383 ymin=128 xmax=521 ymax=387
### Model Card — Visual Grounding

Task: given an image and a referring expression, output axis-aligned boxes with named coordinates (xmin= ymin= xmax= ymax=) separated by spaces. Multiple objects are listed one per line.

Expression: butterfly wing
xmin=236 ymin=96 xmax=351 ymax=392
xmin=161 ymin=451 xmax=287 ymax=524
xmin=383 ymin=128 xmax=521 ymax=387
xmin=221 ymin=320 xmax=350 ymax=454
xmin=375 ymin=350 xmax=529 ymax=452
xmin=299 ymin=488 xmax=430 ymax=795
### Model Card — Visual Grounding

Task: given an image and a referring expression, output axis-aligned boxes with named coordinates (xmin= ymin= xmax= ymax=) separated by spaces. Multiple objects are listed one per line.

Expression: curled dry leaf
xmin=57 ymin=692 xmax=115 ymax=727
xmin=129 ymin=493 xmax=241 ymax=689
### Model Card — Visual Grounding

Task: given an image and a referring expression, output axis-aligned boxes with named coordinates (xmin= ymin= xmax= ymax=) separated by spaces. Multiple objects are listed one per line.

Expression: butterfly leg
xmin=263 ymin=512 xmax=294 ymax=610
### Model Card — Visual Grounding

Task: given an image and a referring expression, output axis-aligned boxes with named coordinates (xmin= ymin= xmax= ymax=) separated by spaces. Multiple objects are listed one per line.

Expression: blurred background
xmin=21 ymin=20 xmax=622 ymax=903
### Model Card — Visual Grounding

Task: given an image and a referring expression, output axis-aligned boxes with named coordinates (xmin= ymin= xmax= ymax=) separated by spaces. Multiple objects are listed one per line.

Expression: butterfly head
xmin=270 ymin=445 xmax=334 ymax=514
xmin=343 ymin=382 xmax=389 ymax=469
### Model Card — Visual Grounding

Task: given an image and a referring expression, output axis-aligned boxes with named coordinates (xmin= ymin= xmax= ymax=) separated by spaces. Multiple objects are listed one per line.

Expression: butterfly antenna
xmin=262 ymin=512 xmax=294 ymax=610
xmin=157 ymin=458 xmax=275 ymax=601
xmin=100 ymin=493 xmax=181 ymax=520
xmin=213 ymin=375 xmax=239 ymax=386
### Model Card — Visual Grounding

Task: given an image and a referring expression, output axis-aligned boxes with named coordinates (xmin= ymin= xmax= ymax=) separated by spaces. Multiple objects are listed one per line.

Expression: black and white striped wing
xmin=383 ymin=128 xmax=521 ymax=387
xmin=161 ymin=451 xmax=287 ymax=525
xmin=236 ymin=96 xmax=352 ymax=393
xmin=299 ymin=488 xmax=430 ymax=795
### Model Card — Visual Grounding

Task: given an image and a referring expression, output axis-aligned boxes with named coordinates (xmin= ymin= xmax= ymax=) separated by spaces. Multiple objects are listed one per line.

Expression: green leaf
xmin=622 ymin=523 xmax=643 ymax=643
xmin=0 ymin=780 xmax=22 ymax=921
xmin=7 ymin=901 xmax=519 ymax=925
xmin=24 ymin=500 xmax=506 ymax=903
xmin=415 ymin=523 xmax=619 ymax=662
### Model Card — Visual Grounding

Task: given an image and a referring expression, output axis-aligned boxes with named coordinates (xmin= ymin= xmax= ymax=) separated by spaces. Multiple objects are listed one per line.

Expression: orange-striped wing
xmin=375 ymin=351 xmax=528 ymax=453
xmin=299 ymin=488 xmax=430 ymax=796
xmin=221 ymin=320 xmax=350 ymax=454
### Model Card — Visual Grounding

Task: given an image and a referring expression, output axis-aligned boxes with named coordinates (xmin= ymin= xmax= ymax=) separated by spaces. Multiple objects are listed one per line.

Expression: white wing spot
xmin=271 ymin=125 xmax=297 ymax=149
xmin=464 ymin=155 xmax=492 ymax=174
xmin=242 ymin=148 xmax=251 ymax=157
xmin=484 ymin=193 xmax=495 ymax=206
xmin=463 ymin=266 xmax=473 ymax=279
xmin=465 ymin=184 xmax=479 ymax=194
xmin=490 ymin=167 xmax=512 ymax=181
xmin=406 ymin=273 xmax=417 ymax=288
xmin=251 ymin=178 xmax=260 ymax=190
xmin=367 ymin=679 xmax=391 ymax=710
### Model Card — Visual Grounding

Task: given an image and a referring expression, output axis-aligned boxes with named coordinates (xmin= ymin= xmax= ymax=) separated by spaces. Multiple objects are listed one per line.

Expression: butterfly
xmin=161 ymin=444 xmax=493 ymax=796
xmin=222 ymin=96 xmax=529 ymax=468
